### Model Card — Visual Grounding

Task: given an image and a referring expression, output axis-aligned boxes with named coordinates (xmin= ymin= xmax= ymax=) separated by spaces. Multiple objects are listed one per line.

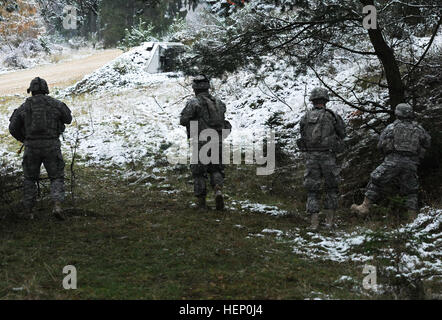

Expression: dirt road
xmin=0 ymin=49 xmax=122 ymax=95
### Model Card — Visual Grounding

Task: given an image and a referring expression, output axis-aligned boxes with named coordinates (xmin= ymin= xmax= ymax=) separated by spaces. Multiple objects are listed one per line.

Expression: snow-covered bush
xmin=118 ymin=19 xmax=158 ymax=51
xmin=165 ymin=16 xmax=189 ymax=43
xmin=0 ymin=0 xmax=45 ymax=47
xmin=63 ymin=42 xmax=172 ymax=95
xmin=2 ymin=52 xmax=27 ymax=69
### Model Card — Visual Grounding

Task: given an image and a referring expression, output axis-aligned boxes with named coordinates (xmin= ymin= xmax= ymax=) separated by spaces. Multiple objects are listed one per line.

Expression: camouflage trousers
xmin=190 ymin=141 xmax=224 ymax=197
xmin=22 ymin=145 xmax=65 ymax=209
xmin=303 ymin=151 xmax=340 ymax=213
xmin=365 ymin=154 xmax=420 ymax=210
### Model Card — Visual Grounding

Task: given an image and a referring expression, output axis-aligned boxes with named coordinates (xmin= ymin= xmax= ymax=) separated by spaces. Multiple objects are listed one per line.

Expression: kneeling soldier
xmin=351 ymin=103 xmax=431 ymax=221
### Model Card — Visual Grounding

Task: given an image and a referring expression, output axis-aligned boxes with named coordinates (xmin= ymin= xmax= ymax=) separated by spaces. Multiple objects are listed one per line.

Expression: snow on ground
xmin=52 ymin=43 xmax=365 ymax=173
xmin=230 ymin=200 xmax=289 ymax=216
xmin=253 ymin=207 xmax=441 ymax=280
xmin=59 ymin=77 xmax=188 ymax=169
xmin=61 ymin=42 xmax=164 ymax=95
xmin=0 ymin=40 xmax=98 ymax=75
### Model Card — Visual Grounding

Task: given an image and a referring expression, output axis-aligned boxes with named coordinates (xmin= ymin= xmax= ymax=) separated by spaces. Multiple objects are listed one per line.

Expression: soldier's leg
xmin=321 ymin=155 xmax=339 ymax=211
xmin=43 ymin=147 xmax=65 ymax=204
xmin=399 ymin=164 xmax=419 ymax=212
xmin=352 ymin=160 xmax=399 ymax=215
xmin=365 ymin=160 xmax=399 ymax=203
xmin=22 ymin=147 xmax=42 ymax=212
xmin=43 ymin=147 xmax=66 ymax=220
xmin=209 ymin=164 xmax=224 ymax=189
xmin=304 ymin=158 xmax=322 ymax=225
xmin=209 ymin=164 xmax=225 ymax=210
xmin=191 ymin=163 xmax=208 ymax=208
xmin=321 ymin=155 xmax=340 ymax=228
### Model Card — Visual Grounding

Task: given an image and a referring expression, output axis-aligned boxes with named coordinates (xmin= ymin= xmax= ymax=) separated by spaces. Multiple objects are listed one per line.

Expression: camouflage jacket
xmin=180 ymin=92 xmax=227 ymax=138
xmin=299 ymin=106 xmax=346 ymax=152
xmin=378 ymin=119 xmax=431 ymax=159
xmin=9 ymin=94 xmax=72 ymax=145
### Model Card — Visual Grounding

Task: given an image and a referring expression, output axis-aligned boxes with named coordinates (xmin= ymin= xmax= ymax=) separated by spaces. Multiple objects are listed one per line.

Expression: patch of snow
xmin=236 ymin=200 xmax=289 ymax=216
xmin=262 ymin=229 xmax=284 ymax=237
xmin=257 ymin=207 xmax=441 ymax=280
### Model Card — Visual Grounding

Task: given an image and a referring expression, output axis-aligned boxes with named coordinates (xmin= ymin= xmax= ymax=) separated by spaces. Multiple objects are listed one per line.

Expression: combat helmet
xmin=395 ymin=103 xmax=414 ymax=119
xmin=27 ymin=77 xmax=49 ymax=94
xmin=192 ymin=75 xmax=210 ymax=90
xmin=309 ymin=87 xmax=330 ymax=102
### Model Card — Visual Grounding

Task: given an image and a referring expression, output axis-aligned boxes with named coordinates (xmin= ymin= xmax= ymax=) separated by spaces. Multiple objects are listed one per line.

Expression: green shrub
xmin=117 ymin=18 xmax=157 ymax=51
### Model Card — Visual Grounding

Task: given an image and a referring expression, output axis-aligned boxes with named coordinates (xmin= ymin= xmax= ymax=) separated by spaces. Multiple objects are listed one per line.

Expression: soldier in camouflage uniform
xmin=9 ymin=77 xmax=72 ymax=220
xmin=351 ymin=103 xmax=431 ymax=220
xmin=180 ymin=75 xmax=230 ymax=211
xmin=298 ymin=88 xmax=346 ymax=230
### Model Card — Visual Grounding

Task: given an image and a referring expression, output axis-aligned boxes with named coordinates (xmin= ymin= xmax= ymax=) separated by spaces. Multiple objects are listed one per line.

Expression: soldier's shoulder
xmin=412 ymin=120 xmax=424 ymax=127
xmin=214 ymin=96 xmax=226 ymax=108
xmin=301 ymin=110 xmax=311 ymax=120
xmin=23 ymin=96 xmax=33 ymax=104
xmin=387 ymin=121 xmax=398 ymax=129
xmin=212 ymin=95 xmax=224 ymax=103
xmin=16 ymin=100 xmax=30 ymax=112
xmin=382 ymin=122 xmax=396 ymax=134
xmin=186 ymin=97 xmax=201 ymax=107
xmin=45 ymin=95 xmax=64 ymax=105
xmin=325 ymin=108 xmax=339 ymax=119
xmin=413 ymin=121 xmax=428 ymax=133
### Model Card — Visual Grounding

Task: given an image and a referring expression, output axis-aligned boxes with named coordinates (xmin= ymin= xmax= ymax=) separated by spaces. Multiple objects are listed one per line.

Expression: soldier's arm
xmin=60 ymin=102 xmax=73 ymax=125
xmin=420 ymin=126 xmax=431 ymax=150
xmin=299 ymin=115 xmax=306 ymax=139
xmin=219 ymin=99 xmax=227 ymax=114
xmin=180 ymin=99 xmax=197 ymax=127
xmin=377 ymin=124 xmax=393 ymax=150
xmin=9 ymin=105 xmax=25 ymax=143
xmin=334 ymin=114 xmax=347 ymax=139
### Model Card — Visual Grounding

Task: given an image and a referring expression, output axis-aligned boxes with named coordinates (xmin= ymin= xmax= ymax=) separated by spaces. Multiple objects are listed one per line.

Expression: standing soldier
xmin=9 ymin=77 xmax=72 ymax=220
xmin=297 ymin=88 xmax=346 ymax=230
xmin=180 ymin=75 xmax=230 ymax=211
xmin=351 ymin=103 xmax=431 ymax=220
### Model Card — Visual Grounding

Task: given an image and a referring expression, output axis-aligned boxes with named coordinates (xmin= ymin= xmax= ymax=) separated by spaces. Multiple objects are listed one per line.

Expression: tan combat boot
xmin=53 ymin=201 xmax=65 ymax=221
xmin=324 ymin=209 xmax=335 ymax=229
xmin=350 ymin=197 xmax=372 ymax=216
xmin=214 ymin=185 xmax=224 ymax=211
xmin=309 ymin=212 xmax=320 ymax=231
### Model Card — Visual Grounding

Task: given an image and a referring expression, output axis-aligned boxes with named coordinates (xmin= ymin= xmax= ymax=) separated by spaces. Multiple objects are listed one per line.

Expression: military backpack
xmin=197 ymin=95 xmax=226 ymax=132
xmin=24 ymin=96 xmax=61 ymax=140
xmin=302 ymin=108 xmax=345 ymax=153
xmin=392 ymin=121 xmax=421 ymax=155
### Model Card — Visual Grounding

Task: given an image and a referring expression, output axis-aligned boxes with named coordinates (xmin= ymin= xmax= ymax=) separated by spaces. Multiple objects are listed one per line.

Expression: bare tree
xmin=185 ymin=0 xmax=441 ymax=116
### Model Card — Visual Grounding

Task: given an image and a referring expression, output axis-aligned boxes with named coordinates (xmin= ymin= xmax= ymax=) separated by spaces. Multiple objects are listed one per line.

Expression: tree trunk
xmin=360 ymin=0 xmax=405 ymax=114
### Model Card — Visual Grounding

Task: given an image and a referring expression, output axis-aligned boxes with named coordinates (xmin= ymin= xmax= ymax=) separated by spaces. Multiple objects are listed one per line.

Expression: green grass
xmin=0 ymin=164 xmax=372 ymax=300
xmin=0 ymin=163 xmax=440 ymax=300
